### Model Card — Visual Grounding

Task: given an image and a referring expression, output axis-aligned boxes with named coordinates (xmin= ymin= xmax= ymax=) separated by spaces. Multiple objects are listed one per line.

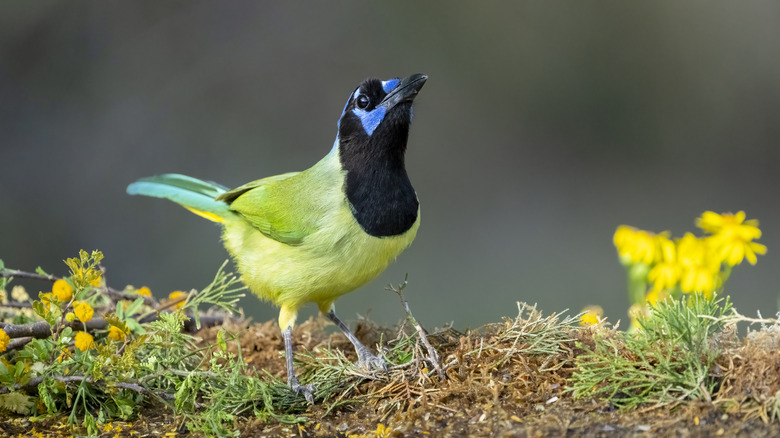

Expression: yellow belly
xmin=221 ymin=202 xmax=419 ymax=319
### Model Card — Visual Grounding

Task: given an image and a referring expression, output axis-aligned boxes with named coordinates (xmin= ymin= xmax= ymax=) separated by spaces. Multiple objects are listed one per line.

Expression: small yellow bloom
xmin=647 ymin=234 xmax=680 ymax=292
xmin=108 ymin=325 xmax=127 ymax=342
xmin=579 ymin=305 xmax=603 ymax=326
xmin=74 ymin=331 xmax=95 ymax=351
xmin=74 ymin=302 xmax=94 ymax=323
xmin=613 ymin=226 xmax=659 ymax=265
xmin=0 ymin=329 xmax=10 ymax=353
xmin=677 ymin=233 xmax=707 ymax=267
xmin=696 ymin=211 xmax=760 ymax=238
xmin=697 ymin=211 xmax=767 ymax=266
xmin=375 ymin=423 xmax=392 ymax=438
xmin=136 ymin=286 xmax=152 ymax=298
xmin=168 ymin=290 xmax=188 ymax=309
xmin=65 ymin=312 xmax=76 ymax=322
xmin=676 ymin=233 xmax=720 ymax=296
xmin=52 ymin=279 xmax=73 ymax=302
xmin=680 ymin=267 xmax=718 ymax=298
xmin=717 ymin=237 xmax=767 ymax=266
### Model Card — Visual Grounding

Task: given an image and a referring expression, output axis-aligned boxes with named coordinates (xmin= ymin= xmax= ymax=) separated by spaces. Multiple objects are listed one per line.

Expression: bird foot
xmin=356 ymin=347 xmax=388 ymax=372
xmin=289 ymin=377 xmax=316 ymax=403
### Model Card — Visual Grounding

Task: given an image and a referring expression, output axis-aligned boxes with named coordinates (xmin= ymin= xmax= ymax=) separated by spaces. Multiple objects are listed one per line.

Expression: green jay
xmin=127 ymin=73 xmax=427 ymax=402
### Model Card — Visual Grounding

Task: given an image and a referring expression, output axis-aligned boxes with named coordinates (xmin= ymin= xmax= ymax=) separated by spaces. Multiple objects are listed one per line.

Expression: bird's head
xmin=336 ymin=73 xmax=427 ymax=161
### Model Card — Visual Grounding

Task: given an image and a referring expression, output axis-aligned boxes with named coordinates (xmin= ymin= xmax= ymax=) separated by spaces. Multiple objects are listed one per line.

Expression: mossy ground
xmin=2 ymin=310 xmax=780 ymax=437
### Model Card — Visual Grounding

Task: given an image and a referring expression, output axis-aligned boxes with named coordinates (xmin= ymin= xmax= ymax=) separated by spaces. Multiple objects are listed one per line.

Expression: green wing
xmin=217 ymin=172 xmax=318 ymax=246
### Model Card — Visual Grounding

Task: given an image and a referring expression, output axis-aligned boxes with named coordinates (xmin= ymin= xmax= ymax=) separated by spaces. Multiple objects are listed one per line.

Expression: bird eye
xmin=356 ymin=94 xmax=370 ymax=109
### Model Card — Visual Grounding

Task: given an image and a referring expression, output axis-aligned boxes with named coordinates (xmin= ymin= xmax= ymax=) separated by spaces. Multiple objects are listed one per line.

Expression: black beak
xmin=380 ymin=73 xmax=428 ymax=110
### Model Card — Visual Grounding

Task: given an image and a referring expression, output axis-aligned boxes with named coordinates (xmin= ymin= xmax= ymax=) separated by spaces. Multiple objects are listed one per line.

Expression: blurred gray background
xmin=2 ymin=2 xmax=779 ymax=329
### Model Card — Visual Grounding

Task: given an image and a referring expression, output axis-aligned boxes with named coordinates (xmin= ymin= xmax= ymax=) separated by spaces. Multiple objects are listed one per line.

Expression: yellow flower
xmin=579 ymin=305 xmax=603 ymax=326
xmin=74 ymin=302 xmax=94 ymax=323
xmin=677 ymin=233 xmax=707 ymax=267
xmin=108 ymin=325 xmax=127 ymax=342
xmin=676 ymin=233 xmax=720 ymax=296
xmin=375 ymin=423 xmax=392 ymax=438
xmin=0 ymin=329 xmax=10 ymax=352
xmin=696 ymin=211 xmax=760 ymax=239
xmin=714 ymin=236 xmax=767 ymax=266
xmin=57 ymin=347 xmax=71 ymax=363
xmin=680 ymin=267 xmax=718 ymax=298
xmin=74 ymin=331 xmax=95 ymax=351
xmin=52 ymin=279 xmax=73 ymax=302
xmin=613 ymin=225 xmax=636 ymax=259
xmin=647 ymin=234 xmax=680 ymax=292
xmin=168 ymin=291 xmax=188 ymax=309
xmin=613 ymin=226 xmax=658 ymax=265
xmin=136 ymin=286 xmax=152 ymax=298
xmin=697 ymin=211 xmax=767 ymax=266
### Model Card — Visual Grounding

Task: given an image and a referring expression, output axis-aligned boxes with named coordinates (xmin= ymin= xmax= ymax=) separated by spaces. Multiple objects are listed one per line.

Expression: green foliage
xmin=64 ymin=249 xmax=104 ymax=290
xmin=570 ymin=293 xmax=732 ymax=408
xmin=0 ymin=259 xmax=7 ymax=291
xmin=0 ymin=251 xmax=293 ymax=435
xmin=178 ymin=260 xmax=244 ymax=330
xmin=0 ymin=391 xmax=35 ymax=414
xmin=181 ymin=333 xmax=308 ymax=436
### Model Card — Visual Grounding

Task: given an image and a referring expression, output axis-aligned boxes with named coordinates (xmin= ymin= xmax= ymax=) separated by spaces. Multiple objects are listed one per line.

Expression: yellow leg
xmin=278 ymin=305 xmax=299 ymax=331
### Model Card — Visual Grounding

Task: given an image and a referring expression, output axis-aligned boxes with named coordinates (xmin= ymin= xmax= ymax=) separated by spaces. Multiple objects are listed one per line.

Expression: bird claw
xmin=289 ymin=377 xmax=316 ymax=403
xmin=357 ymin=348 xmax=388 ymax=372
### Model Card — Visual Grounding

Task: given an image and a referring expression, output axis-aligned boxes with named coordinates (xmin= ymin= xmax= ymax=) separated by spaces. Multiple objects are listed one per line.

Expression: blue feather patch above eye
xmin=352 ymin=106 xmax=386 ymax=136
xmin=381 ymin=79 xmax=399 ymax=93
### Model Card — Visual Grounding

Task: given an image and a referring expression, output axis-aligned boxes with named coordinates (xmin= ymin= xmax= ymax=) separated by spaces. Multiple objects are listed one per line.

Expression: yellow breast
xmin=220 ymin=156 xmax=419 ymax=316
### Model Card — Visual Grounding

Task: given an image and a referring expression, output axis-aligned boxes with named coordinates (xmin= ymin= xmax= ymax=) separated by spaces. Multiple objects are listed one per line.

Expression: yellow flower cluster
xmin=74 ymin=331 xmax=95 ymax=352
xmin=167 ymin=290 xmax=188 ymax=309
xmin=614 ymin=211 xmax=766 ymax=301
xmin=697 ymin=211 xmax=767 ymax=266
xmin=108 ymin=325 xmax=129 ymax=342
xmin=136 ymin=286 xmax=152 ymax=298
xmin=52 ymin=279 xmax=73 ymax=302
xmin=74 ymin=302 xmax=94 ymax=323
xmin=0 ymin=329 xmax=10 ymax=353
xmin=579 ymin=305 xmax=604 ymax=326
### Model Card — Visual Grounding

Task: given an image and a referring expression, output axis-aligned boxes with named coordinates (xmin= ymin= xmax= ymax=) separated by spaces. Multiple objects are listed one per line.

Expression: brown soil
xmin=3 ymin=316 xmax=780 ymax=437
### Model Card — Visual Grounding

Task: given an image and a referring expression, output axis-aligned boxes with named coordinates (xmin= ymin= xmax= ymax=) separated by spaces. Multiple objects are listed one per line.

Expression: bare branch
xmin=0 ymin=269 xmax=58 ymax=282
xmin=387 ymin=277 xmax=444 ymax=380
xmin=0 ymin=321 xmax=52 ymax=338
xmin=0 ymin=374 xmax=185 ymax=405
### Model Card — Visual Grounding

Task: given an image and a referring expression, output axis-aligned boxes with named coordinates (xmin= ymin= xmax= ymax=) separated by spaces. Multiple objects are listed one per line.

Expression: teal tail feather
xmin=126 ymin=174 xmax=231 ymax=222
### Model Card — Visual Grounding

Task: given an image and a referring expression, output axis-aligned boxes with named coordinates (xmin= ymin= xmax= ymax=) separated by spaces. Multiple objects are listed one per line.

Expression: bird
xmin=126 ymin=73 xmax=427 ymax=402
